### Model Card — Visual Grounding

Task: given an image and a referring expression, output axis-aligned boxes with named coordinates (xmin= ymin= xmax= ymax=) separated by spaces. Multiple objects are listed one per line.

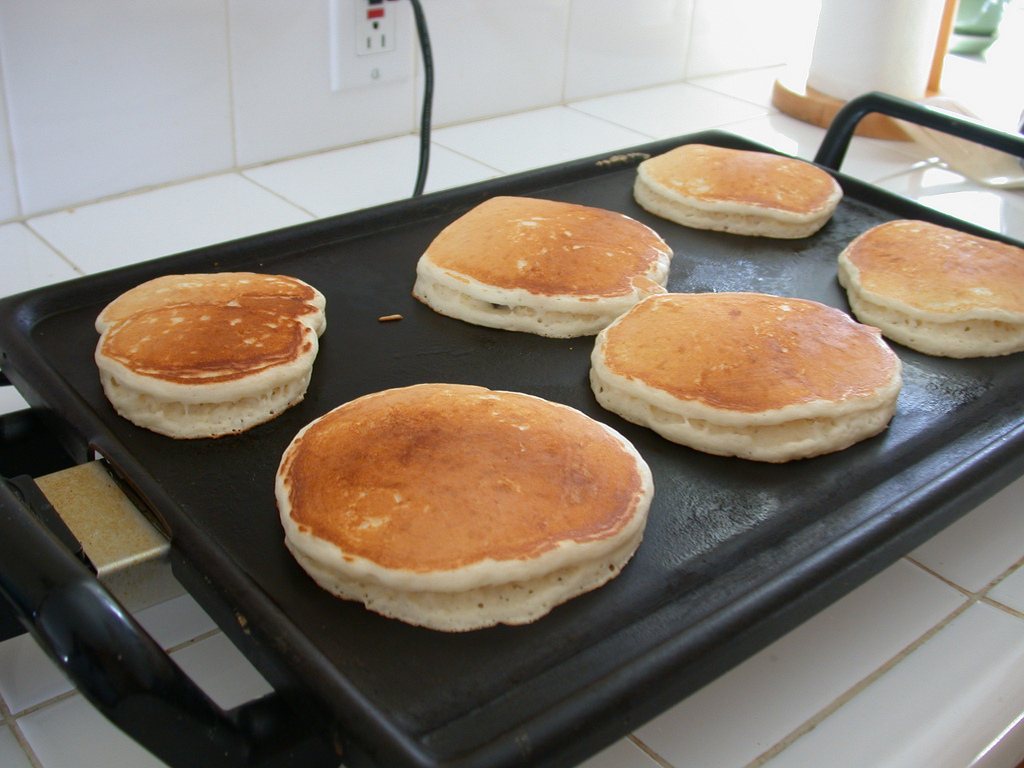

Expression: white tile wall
xmin=0 ymin=0 xmax=234 ymax=215
xmin=0 ymin=0 xmax=814 ymax=222
xmin=564 ymin=0 xmax=694 ymax=102
xmin=423 ymin=0 xmax=571 ymax=126
xmin=228 ymin=0 xmax=418 ymax=168
xmin=686 ymin=0 xmax=820 ymax=78
xmin=0 ymin=75 xmax=18 ymax=222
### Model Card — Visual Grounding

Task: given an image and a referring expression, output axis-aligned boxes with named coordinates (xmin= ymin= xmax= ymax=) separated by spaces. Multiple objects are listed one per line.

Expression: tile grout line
xmin=20 ymin=220 xmax=88 ymax=277
xmin=908 ymin=550 xmax=1024 ymax=598
xmin=907 ymin=549 xmax=1024 ymax=619
xmin=0 ymin=690 xmax=44 ymax=768
xmin=980 ymin=595 xmax=1024 ymax=621
xmin=558 ymin=2 xmax=573 ymax=104
xmin=741 ymin=597 xmax=977 ymax=768
xmin=9 ymin=688 xmax=79 ymax=721
xmin=0 ymin=46 xmax=25 ymax=223
xmin=561 ymin=102 xmax=657 ymax=143
xmin=164 ymin=626 xmax=225 ymax=656
xmin=413 ymin=141 xmax=507 ymax=177
xmin=903 ymin=555 xmax=978 ymax=599
xmin=3 ymin=625 xmax=225 ymax=723
xmin=628 ymin=733 xmax=676 ymax=768
xmin=0 ymin=627 xmax=228 ymax=768
xmin=233 ymin=172 xmax=322 ymax=220
xmin=686 ymin=77 xmax=783 ymax=114
xmin=742 ymin=553 xmax=1024 ymax=767
xmin=862 ymin=158 xmax=945 ymax=186
xmin=221 ymin=0 xmax=239 ymax=171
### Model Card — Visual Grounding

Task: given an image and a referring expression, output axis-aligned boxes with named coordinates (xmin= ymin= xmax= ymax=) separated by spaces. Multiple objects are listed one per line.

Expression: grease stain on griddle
xmin=899 ymin=360 xmax=993 ymax=414
xmin=678 ymin=258 xmax=797 ymax=296
xmin=654 ymin=479 xmax=784 ymax=560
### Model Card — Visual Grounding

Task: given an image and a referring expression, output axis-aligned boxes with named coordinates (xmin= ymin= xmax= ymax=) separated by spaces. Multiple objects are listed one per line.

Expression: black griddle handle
xmin=0 ymin=475 xmax=339 ymax=768
xmin=815 ymin=91 xmax=1024 ymax=171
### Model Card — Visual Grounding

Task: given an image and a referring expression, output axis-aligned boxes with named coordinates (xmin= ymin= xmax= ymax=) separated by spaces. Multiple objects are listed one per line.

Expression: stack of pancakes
xmin=838 ymin=219 xmax=1024 ymax=358
xmin=590 ymin=293 xmax=902 ymax=462
xmin=95 ymin=272 xmax=326 ymax=438
xmin=276 ymin=383 xmax=653 ymax=631
xmin=634 ymin=144 xmax=843 ymax=238
xmin=413 ymin=196 xmax=673 ymax=337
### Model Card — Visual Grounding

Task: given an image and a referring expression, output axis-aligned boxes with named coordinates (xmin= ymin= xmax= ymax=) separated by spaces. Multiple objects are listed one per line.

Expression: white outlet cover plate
xmin=330 ymin=0 xmax=415 ymax=91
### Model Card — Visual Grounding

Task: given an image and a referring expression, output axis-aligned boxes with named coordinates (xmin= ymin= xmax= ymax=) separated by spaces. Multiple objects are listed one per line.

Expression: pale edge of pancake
xmin=838 ymin=249 xmax=1024 ymax=358
xmin=285 ymin=524 xmax=644 ymax=632
xmin=94 ymin=325 xmax=319 ymax=439
xmin=589 ymin=326 xmax=902 ymax=463
xmin=633 ymin=167 xmax=842 ymax=239
xmin=411 ymin=250 xmax=672 ymax=338
xmin=276 ymin=395 xmax=654 ymax=629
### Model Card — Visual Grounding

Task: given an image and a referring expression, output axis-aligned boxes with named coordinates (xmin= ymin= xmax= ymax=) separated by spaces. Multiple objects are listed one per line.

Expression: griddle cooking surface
xmin=4 ymin=132 xmax=1024 ymax=768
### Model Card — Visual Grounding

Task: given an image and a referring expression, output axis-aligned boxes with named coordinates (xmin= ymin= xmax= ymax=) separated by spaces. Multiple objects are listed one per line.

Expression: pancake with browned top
xmin=590 ymin=292 xmax=902 ymax=462
xmin=276 ymin=383 xmax=653 ymax=631
xmin=95 ymin=272 xmax=325 ymax=438
xmin=838 ymin=219 xmax=1024 ymax=357
xmin=634 ymin=144 xmax=843 ymax=238
xmin=412 ymin=196 xmax=672 ymax=337
xmin=95 ymin=272 xmax=326 ymax=336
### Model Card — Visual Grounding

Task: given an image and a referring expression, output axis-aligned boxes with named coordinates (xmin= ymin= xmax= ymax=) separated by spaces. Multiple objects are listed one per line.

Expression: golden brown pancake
xmin=412 ymin=196 xmax=672 ymax=337
xmin=838 ymin=219 xmax=1024 ymax=357
xmin=99 ymin=304 xmax=315 ymax=385
xmin=634 ymin=144 xmax=843 ymax=238
xmin=95 ymin=272 xmax=326 ymax=336
xmin=590 ymin=293 xmax=902 ymax=462
xmin=277 ymin=383 xmax=653 ymax=631
xmin=94 ymin=272 xmax=325 ymax=438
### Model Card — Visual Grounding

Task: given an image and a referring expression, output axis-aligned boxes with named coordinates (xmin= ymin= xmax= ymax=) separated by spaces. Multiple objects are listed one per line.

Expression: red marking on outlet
xmin=367 ymin=7 xmax=384 ymax=18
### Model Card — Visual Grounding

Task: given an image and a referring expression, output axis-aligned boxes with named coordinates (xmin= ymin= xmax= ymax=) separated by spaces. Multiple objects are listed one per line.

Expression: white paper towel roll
xmin=807 ymin=0 xmax=947 ymax=102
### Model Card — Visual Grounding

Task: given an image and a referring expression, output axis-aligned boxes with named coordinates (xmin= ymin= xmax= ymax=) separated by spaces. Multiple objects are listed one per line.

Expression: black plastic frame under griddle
xmin=4 ymin=93 xmax=1024 ymax=768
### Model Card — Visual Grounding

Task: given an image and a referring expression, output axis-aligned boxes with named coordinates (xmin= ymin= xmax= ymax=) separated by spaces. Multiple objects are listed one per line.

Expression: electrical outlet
xmin=330 ymin=0 xmax=414 ymax=91
xmin=357 ymin=3 xmax=395 ymax=55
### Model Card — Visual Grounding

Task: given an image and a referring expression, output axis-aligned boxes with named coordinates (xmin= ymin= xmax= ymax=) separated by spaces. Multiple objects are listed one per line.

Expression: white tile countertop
xmin=3 ymin=56 xmax=1024 ymax=768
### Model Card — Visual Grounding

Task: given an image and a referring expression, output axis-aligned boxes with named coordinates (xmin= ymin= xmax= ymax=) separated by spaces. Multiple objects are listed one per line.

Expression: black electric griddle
xmin=4 ymin=93 xmax=1024 ymax=768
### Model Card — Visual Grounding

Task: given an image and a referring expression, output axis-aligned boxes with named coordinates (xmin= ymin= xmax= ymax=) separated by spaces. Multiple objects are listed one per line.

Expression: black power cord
xmin=407 ymin=0 xmax=433 ymax=197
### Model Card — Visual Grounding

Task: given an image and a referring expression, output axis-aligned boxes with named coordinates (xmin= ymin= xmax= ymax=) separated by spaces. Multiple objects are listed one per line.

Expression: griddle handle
xmin=814 ymin=91 xmax=1024 ymax=172
xmin=0 ymin=476 xmax=338 ymax=768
